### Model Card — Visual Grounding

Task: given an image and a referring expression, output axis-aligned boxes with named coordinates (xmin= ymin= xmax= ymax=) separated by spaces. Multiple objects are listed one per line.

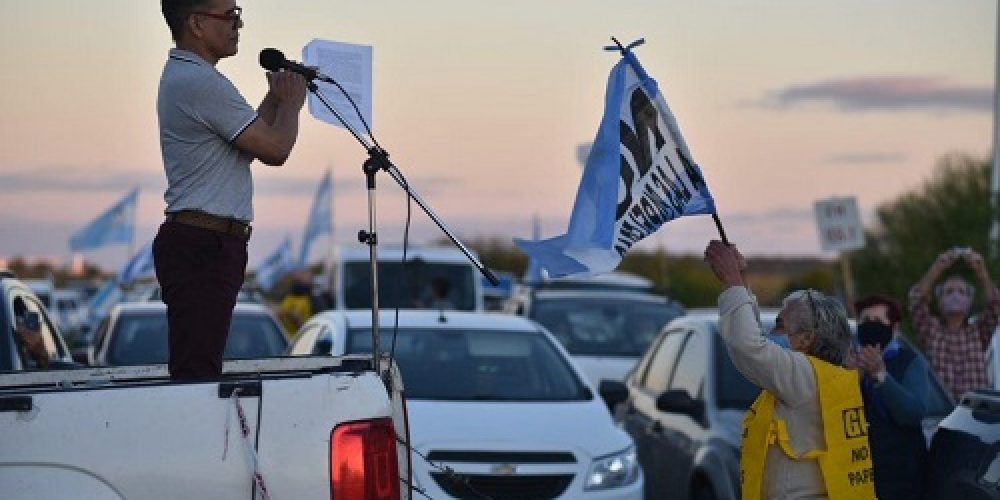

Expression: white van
xmin=326 ymin=245 xmax=484 ymax=312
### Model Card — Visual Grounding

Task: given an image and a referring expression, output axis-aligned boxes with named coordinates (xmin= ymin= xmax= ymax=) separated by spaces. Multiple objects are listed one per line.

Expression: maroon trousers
xmin=152 ymin=220 xmax=248 ymax=380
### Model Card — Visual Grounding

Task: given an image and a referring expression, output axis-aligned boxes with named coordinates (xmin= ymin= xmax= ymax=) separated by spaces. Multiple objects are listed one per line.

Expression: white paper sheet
xmin=302 ymin=39 xmax=373 ymax=133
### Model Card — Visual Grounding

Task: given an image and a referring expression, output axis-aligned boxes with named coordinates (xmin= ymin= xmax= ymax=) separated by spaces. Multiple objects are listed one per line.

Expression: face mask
xmin=857 ymin=320 xmax=893 ymax=348
xmin=768 ymin=333 xmax=790 ymax=349
xmin=940 ymin=291 xmax=971 ymax=315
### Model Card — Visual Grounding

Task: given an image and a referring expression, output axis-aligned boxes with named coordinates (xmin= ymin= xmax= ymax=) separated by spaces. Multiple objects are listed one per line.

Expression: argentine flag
xmin=69 ymin=187 xmax=139 ymax=252
xmin=256 ymin=237 xmax=296 ymax=291
xmin=119 ymin=242 xmax=155 ymax=285
xmin=516 ymin=43 xmax=716 ymax=278
xmin=299 ymin=170 xmax=333 ymax=267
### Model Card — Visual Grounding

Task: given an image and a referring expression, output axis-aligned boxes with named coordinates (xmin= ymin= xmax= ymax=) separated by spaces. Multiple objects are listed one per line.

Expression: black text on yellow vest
xmin=740 ymin=356 xmax=876 ymax=500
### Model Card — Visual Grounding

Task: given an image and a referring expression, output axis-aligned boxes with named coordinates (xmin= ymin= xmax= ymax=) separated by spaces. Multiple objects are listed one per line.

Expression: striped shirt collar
xmin=168 ymin=48 xmax=210 ymax=67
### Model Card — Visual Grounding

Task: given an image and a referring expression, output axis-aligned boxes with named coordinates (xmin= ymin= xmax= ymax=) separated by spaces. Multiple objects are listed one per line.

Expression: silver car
xmin=602 ymin=312 xmax=954 ymax=500
xmin=88 ymin=302 xmax=288 ymax=366
xmin=508 ymin=281 xmax=685 ymax=387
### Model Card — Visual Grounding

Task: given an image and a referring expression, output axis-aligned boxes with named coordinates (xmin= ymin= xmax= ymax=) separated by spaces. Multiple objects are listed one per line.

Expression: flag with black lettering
xmin=515 ymin=46 xmax=716 ymax=277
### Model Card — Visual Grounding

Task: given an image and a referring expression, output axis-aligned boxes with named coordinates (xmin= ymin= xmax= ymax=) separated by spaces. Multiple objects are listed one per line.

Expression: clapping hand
xmin=856 ymin=345 xmax=887 ymax=380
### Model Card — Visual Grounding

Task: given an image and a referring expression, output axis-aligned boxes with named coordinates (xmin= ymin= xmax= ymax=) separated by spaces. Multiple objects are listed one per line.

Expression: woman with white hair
xmin=704 ymin=240 xmax=875 ymax=500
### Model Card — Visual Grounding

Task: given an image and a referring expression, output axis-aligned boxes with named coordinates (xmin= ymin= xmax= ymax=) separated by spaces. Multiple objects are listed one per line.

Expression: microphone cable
xmin=317 ymin=59 xmax=419 ymax=499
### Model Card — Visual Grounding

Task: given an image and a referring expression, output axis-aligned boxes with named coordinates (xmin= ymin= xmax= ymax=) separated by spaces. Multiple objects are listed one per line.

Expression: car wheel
xmin=690 ymin=478 xmax=716 ymax=500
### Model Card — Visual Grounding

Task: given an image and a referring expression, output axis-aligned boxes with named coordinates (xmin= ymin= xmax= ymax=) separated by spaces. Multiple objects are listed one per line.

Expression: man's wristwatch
xmin=874 ymin=370 xmax=888 ymax=386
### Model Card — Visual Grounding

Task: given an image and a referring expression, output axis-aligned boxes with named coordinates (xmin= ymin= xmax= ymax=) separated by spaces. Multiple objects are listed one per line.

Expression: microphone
xmin=259 ymin=48 xmax=332 ymax=83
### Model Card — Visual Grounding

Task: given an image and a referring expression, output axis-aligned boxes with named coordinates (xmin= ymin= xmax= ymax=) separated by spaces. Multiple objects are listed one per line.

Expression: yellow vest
xmin=278 ymin=294 xmax=312 ymax=337
xmin=741 ymin=356 xmax=876 ymax=500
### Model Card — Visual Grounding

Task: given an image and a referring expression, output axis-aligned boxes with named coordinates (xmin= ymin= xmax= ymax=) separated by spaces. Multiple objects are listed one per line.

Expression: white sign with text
xmin=814 ymin=196 xmax=865 ymax=252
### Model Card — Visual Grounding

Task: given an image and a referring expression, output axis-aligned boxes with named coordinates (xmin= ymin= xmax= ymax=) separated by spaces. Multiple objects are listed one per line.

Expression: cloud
xmin=0 ymin=167 xmax=162 ymax=193
xmin=825 ymin=152 xmax=908 ymax=165
xmin=722 ymin=208 xmax=814 ymax=225
xmin=0 ymin=166 xmax=461 ymax=197
xmin=256 ymin=176 xmax=351 ymax=196
xmin=759 ymin=76 xmax=991 ymax=113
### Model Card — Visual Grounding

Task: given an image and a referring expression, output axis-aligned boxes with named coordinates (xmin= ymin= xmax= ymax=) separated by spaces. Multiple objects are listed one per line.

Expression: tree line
xmin=6 ymin=152 xmax=994 ymax=316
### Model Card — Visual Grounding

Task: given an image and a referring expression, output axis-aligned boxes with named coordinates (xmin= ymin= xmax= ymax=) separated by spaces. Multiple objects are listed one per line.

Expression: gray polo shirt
xmin=157 ymin=48 xmax=258 ymax=222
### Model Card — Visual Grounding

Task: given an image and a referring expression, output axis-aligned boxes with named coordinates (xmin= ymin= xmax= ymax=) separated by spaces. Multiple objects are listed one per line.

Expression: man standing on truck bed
xmin=154 ymin=0 xmax=307 ymax=379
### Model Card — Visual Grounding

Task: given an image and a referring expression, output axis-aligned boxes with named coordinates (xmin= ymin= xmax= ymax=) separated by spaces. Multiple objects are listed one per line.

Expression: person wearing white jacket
xmin=704 ymin=240 xmax=873 ymax=500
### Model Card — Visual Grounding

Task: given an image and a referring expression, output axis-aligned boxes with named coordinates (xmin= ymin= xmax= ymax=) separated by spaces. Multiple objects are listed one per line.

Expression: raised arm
xmin=256 ymin=90 xmax=280 ymax=126
xmin=234 ymin=71 xmax=307 ymax=166
xmin=965 ymin=250 xmax=1000 ymax=346
xmin=909 ymin=250 xmax=956 ymax=348
xmin=706 ymin=241 xmax=815 ymax=405
xmin=718 ymin=286 xmax=816 ymax=405
xmin=913 ymin=250 xmax=957 ymax=300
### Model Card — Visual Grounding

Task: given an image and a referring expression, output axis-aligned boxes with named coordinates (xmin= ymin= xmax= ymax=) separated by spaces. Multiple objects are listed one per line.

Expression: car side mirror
xmin=598 ymin=379 xmax=628 ymax=413
xmin=656 ymin=389 xmax=704 ymax=420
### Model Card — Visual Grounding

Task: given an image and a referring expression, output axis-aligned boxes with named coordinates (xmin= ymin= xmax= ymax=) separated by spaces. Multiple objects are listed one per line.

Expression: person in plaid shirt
xmin=909 ymin=247 xmax=999 ymax=401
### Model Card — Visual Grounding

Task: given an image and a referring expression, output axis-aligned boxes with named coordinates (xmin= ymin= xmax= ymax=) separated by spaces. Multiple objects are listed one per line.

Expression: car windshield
xmin=531 ymin=297 xmax=683 ymax=356
xmin=347 ymin=328 xmax=590 ymax=402
xmin=108 ymin=312 xmax=288 ymax=365
xmin=343 ymin=261 xmax=476 ymax=311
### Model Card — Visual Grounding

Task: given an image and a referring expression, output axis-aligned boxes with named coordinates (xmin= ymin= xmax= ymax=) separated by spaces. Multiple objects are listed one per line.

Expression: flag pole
xmin=992 ymin=1 xmax=1000 ymax=261
xmin=712 ymin=213 xmax=730 ymax=245
xmin=611 ymin=37 xmax=626 ymax=53
xmin=125 ymin=188 xmax=136 ymax=292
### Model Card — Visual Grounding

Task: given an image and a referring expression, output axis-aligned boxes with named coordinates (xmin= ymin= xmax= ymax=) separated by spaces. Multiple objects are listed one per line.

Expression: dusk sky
xmin=0 ymin=1 xmax=995 ymax=272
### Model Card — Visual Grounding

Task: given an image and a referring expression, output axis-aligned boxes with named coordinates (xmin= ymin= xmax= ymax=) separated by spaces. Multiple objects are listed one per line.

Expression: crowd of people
xmin=706 ymin=242 xmax=998 ymax=500
xmin=140 ymin=1 xmax=1000 ymax=484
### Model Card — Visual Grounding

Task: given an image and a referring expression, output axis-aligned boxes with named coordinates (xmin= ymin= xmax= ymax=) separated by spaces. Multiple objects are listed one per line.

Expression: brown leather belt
xmin=166 ymin=211 xmax=252 ymax=240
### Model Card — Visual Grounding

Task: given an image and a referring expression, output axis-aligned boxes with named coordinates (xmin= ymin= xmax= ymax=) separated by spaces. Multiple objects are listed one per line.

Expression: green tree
xmin=851 ymin=153 xmax=997 ymax=310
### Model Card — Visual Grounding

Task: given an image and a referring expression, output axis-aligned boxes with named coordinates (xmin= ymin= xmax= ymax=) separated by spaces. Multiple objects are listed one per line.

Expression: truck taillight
xmin=331 ymin=418 xmax=400 ymax=500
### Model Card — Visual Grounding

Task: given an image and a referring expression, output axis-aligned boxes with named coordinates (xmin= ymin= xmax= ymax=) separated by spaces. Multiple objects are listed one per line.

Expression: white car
xmin=508 ymin=286 xmax=685 ymax=387
xmin=88 ymin=302 xmax=288 ymax=366
xmin=51 ymin=288 xmax=87 ymax=339
xmin=291 ymin=310 xmax=643 ymax=500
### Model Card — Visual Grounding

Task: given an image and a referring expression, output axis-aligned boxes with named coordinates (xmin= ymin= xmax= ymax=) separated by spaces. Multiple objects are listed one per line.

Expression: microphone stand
xmin=305 ymin=81 xmax=499 ymax=381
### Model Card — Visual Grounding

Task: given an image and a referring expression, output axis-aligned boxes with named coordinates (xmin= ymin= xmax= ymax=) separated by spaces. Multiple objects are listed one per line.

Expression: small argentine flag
xmin=69 ymin=187 xmax=139 ymax=252
xmin=255 ymin=237 xmax=297 ymax=291
xmin=120 ymin=242 xmax=155 ymax=285
xmin=516 ymin=40 xmax=718 ymax=278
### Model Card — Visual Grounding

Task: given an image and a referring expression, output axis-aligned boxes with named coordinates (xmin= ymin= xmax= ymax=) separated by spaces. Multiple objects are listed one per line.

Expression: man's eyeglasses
xmin=194 ymin=6 xmax=242 ymax=26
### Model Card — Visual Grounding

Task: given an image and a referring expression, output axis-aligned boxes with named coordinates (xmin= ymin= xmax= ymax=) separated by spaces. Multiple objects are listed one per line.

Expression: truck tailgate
xmin=0 ymin=356 xmax=398 ymax=500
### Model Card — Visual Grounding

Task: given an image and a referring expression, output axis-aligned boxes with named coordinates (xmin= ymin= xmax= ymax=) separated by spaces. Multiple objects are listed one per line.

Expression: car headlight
xmin=584 ymin=446 xmax=639 ymax=491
